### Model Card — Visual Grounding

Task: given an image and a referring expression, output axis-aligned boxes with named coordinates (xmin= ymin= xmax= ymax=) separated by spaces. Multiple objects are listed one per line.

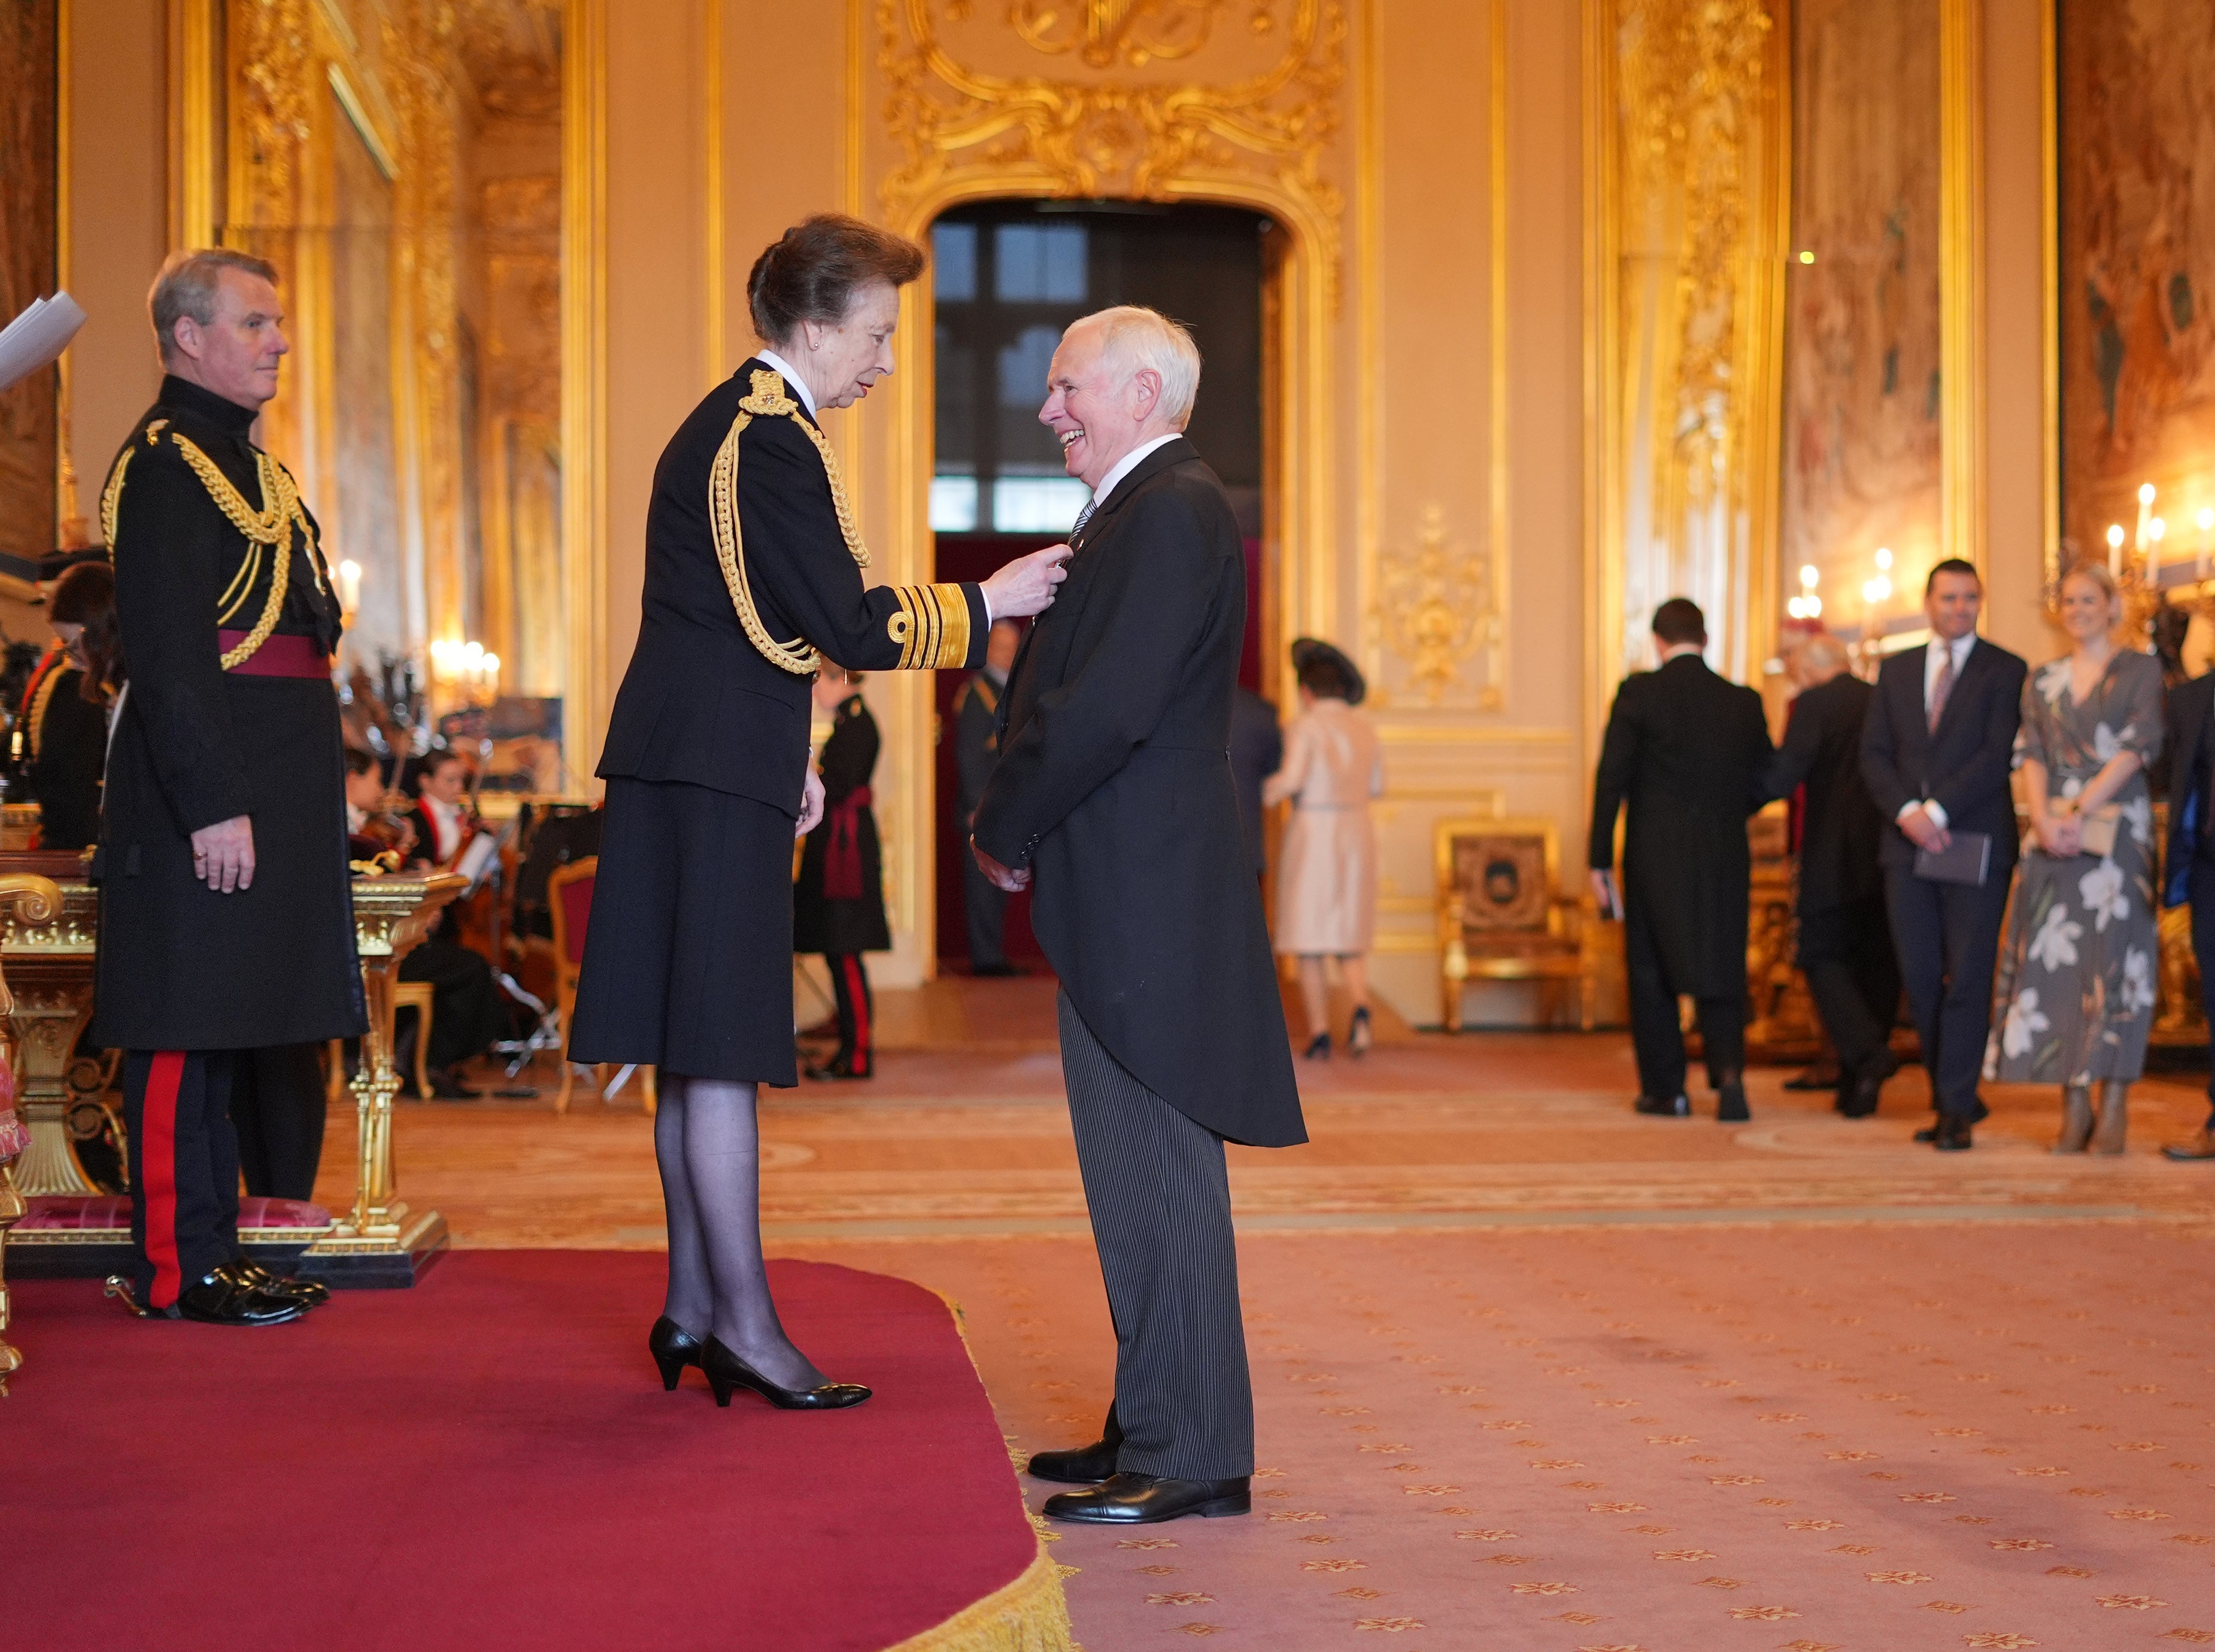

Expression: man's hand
xmin=797 ymin=764 xmax=826 ymax=838
xmin=1588 ymin=868 xmax=1619 ymax=918
xmin=1899 ymin=804 xmax=1952 ymax=854
xmin=191 ymin=815 xmax=256 ymax=893
xmin=979 ymin=543 xmax=1072 ymax=620
xmin=972 ymin=837 xmax=1030 ymax=892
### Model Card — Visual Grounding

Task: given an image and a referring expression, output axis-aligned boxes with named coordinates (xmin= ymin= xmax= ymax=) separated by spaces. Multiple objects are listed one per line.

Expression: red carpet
xmin=9 ymin=1255 xmax=1065 ymax=1651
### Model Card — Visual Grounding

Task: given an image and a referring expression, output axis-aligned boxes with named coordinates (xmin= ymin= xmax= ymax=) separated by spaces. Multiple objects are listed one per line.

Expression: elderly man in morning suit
xmin=973 ymin=306 xmax=1305 ymax=1525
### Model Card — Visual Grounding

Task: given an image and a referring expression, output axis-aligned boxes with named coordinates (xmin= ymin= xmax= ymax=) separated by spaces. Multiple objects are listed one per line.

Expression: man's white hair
xmin=1080 ymin=305 xmax=1201 ymax=430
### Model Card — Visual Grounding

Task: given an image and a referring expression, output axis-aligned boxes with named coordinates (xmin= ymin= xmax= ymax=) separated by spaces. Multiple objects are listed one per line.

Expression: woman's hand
xmin=2039 ymin=803 xmax=2082 ymax=858
xmin=980 ymin=544 xmax=1073 ymax=620
xmin=797 ymin=764 xmax=825 ymax=838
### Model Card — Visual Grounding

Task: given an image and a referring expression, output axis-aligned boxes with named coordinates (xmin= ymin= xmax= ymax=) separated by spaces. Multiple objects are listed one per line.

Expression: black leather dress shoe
xmin=1028 ymin=1408 xmax=1124 ymax=1484
xmin=1716 ymin=1083 xmax=1750 ymax=1123
xmin=1837 ymin=1052 xmax=1898 ymax=1119
xmin=700 ymin=1336 xmax=870 ymax=1410
xmin=219 ymin=1258 xmax=330 ymax=1307
xmin=1915 ymin=1099 xmax=1988 ymax=1141
xmin=1783 ymin=1065 xmax=1841 ymax=1092
xmin=1042 ymin=1472 xmax=1251 ymax=1524
xmin=147 ymin=1270 xmax=308 ymax=1326
xmin=1931 ymin=1116 xmax=1974 ymax=1152
xmin=649 ymin=1314 xmax=706 ymax=1390
xmin=1635 ymin=1094 xmax=1691 ymax=1117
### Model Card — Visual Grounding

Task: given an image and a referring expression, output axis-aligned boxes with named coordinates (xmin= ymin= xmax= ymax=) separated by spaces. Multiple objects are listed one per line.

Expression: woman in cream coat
xmin=1264 ymin=639 xmax=1383 ymax=1056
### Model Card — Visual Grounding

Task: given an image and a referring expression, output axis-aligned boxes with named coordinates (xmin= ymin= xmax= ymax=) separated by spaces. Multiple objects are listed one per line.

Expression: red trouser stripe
xmin=842 ymin=956 xmax=871 ymax=1072
xmin=142 ymin=1050 xmax=188 ymax=1308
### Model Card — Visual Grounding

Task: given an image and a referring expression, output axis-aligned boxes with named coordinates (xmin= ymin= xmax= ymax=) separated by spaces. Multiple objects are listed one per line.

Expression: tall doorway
xmin=929 ymin=200 xmax=1271 ymax=973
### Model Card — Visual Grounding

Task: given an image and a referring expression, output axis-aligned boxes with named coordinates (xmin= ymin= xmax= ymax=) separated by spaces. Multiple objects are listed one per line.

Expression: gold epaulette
xmin=887 ymin=584 xmax=975 ymax=670
xmin=102 ymin=424 xmax=323 ymax=673
xmin=709 ymin=368 xmax=872 ymax=675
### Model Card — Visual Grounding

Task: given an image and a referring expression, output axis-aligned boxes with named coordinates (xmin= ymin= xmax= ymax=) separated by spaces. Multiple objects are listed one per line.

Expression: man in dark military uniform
xmin=954 ymin=618 xmax=1021 ymax=974
xmin=96 ymin=248 xmax=362 ymax=1324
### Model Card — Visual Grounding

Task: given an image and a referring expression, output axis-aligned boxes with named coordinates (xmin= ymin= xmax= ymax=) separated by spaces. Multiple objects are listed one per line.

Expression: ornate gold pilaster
xmin=304 ymin=873 xmax=462 ymax=1276
xmin=1585 ymin=0 xmax=1789 ymax=698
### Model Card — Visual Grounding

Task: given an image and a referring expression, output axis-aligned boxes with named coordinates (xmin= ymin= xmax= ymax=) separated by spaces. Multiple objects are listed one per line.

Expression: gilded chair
xmin=1435 ymin=818 xmax=1598 ymax=1032
xmin=545 ymin=857 xmax=647 ymax=1113
xmin=0 ymin=873 xmax=69 ymax=1390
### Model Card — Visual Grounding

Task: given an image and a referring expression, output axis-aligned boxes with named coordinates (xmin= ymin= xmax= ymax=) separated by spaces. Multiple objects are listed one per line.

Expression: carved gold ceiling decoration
xmin=881 ymin=0 xmax=1343 ymax=293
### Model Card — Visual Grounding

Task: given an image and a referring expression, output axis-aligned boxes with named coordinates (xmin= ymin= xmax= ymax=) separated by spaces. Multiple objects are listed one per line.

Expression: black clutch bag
xmin=1913 ymin=830 xmax=1992 ymax=887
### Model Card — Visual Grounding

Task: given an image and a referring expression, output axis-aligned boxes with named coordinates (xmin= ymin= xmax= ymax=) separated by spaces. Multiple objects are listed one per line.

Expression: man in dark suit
xmin=1226 ymin=685 xmax=1283 ymax=878
xmin=973 ymin=306 xmax=1304 ymax=1526
xmin=2159 ymin=670 xmax=2215 ymax=1161
xmin=1860 ymin=558 xmax=2028 ymax=1152
xmin=1764 ymin=634 xmax=1898 ymax=1116
xmin=954 ymin=618 xmax=1022 ymax=974
xmin=1589 ymin=599 xmax=1774 ymax=1122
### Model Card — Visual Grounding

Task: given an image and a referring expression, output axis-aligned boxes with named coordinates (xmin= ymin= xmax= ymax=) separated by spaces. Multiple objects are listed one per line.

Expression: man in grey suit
xmin=973 ymin=306 xmax=1305 ymax=1525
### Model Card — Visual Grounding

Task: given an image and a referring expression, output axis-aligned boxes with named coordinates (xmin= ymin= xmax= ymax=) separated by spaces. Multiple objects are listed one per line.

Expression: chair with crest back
xmin=1434 ymin=818 xmax=1598 ymax=1033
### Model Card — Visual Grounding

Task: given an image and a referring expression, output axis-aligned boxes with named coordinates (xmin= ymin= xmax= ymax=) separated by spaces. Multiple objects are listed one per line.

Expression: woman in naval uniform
xmin=571 ymin=214 xmax=1068 ymax=1409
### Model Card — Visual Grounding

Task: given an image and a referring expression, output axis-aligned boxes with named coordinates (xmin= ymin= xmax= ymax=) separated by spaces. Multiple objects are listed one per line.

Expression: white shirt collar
xmin=754 ymin=349 xmax=818 ymax=420
xmin=1928 ymin=632 xmax=1976 ymax=674
xmin=1088 ymin=433 xmax=1182 ymax=513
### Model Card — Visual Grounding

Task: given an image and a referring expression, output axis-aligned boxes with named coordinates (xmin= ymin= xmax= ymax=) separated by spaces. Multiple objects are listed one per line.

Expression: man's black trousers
xmin=1798 ymin=896 xmax=1901 ymax=1075
xmin=1058 ymin=989 xmax=1253 ymax=1480
xmin=1883 ymin=865 xmax=2010 ymax=1119
xmin=123 ymin=1049 xmax=242 ymax=1310
xmin=1624 ymin=900 xmax=1745 ymax=1100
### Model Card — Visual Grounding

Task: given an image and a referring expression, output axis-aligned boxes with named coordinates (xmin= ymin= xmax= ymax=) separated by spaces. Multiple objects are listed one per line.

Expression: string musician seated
xmin=386 ymin=748 xmax=508 ymax=1099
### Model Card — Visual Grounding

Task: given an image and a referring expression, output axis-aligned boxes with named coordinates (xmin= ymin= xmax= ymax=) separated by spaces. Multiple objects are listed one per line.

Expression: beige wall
xmin=62 ymin=0 xmax=169 ymax=509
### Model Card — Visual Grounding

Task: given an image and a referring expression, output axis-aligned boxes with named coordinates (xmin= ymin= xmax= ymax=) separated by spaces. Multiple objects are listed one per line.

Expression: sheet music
xmin=0 ymin=293 xmax=88 ymax=395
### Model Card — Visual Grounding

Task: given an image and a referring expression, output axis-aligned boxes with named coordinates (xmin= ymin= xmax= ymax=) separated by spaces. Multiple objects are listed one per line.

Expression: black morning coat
xmin=971 ymin=437 xmax=1306 ymax=1149
xmin=793 ymin=693 xmax=890 ymax=955
xmin=92 ymin=375 xmax=366 ymax=1050
xmin=1587 ymin=653 xmax=1774 ymax=996
xmin=597 ymin=360 xmax=990 ymax=816
xmin=1761 ymin=671 xmax=1885 ymax=915
xmin=1859 ymin=637 xmax=2028 ymax=872
xmin=2162 ymin=670 xmax=2215 ymax=882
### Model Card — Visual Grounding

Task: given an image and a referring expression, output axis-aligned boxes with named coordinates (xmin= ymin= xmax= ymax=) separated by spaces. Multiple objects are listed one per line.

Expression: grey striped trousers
xmin=1057 ymin=989 xmax=1255 ymax=1479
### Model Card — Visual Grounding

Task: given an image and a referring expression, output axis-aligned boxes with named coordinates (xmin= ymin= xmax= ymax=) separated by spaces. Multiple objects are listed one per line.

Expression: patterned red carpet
xmin=794 ymin=1222 xmax=2215 ymax=1650
xmin=9 ymin=1255 xmax=1058 ymax=1652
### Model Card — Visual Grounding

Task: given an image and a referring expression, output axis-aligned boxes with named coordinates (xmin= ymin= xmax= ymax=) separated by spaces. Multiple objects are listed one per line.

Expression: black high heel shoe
xmin=649 ymin=1315 xmax=706 ymax=1390
xmin=1348 ymin=1006 xmax=1373 ymax=1057
xmin=700 ymin=1335 xmax=872 ymax=1410
xmin=1303 ymin=1031 xmax=1332 ymax=1060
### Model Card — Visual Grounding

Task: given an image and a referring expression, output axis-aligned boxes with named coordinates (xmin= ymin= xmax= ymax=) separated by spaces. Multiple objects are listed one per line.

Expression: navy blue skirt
xmin=568 ymin=777 xmax=799 ymax=1086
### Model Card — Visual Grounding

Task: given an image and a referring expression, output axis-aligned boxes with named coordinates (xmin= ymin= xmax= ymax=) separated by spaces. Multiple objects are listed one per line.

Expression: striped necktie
xmin=1928 ymin=644 xmax=1955 ymax=735
xmin=1072 ymin=497 xmax=1096 ymax=539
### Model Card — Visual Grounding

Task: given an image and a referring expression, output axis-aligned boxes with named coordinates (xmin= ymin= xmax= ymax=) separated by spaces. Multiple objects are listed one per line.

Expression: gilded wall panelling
xmin=561 ymin=0 xmax=608 ymax=786
xmin=1937 ymin=0 xmax=1983 ymax=575
xmin=1584 ymin=0 xmax=1789 ymax=703
xmin=0 ymin=0 xmax=59 ymax=566
xmin=1369 ymin=502 xmax=1503 ymax=708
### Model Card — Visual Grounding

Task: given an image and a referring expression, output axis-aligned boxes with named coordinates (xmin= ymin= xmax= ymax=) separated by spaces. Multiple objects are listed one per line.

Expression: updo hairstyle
xmin=748 ymin=214 xmax=926 ymax=348
xmin=2061 ymin=558 xmax=2118 ymax=609
xmin=48 ymin=559 xmax=121 ymax=704
xmin=1297 ymin=653 xmax=1354 ymax=702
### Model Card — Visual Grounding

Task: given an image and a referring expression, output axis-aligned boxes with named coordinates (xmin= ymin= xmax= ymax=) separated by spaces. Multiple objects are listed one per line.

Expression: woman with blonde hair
xmin=1985 ymin=558 xmax=2164 ymax=1152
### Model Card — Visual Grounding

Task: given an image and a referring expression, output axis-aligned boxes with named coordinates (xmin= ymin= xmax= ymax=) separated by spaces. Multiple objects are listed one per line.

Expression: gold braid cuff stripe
xmin=888 ymin=582 xmax=974 ymax=671
xmin=709 ymin=369 xmax=872 ymax=676
xmin=104 ymin=429 xmax=323 ymax=672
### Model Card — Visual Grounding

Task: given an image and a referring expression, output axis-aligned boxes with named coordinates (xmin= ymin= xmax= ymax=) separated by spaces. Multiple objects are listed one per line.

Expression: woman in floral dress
xmin=1986 ymin=561 xmax=2164 ymax=1153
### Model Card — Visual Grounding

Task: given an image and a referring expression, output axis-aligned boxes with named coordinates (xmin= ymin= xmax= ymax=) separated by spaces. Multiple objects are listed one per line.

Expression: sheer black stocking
xmin=657 ymin=1071 xmax=826 ymax=1390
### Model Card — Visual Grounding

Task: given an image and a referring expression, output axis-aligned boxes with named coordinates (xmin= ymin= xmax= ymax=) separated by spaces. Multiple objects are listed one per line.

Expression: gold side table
xmin=298 ymin=871 xmax=465 ymax=1287
xmin=0 ymin=872 xmax=71 ymax=1391
xmin=0 ymin=858 xmax=100 ymax=1198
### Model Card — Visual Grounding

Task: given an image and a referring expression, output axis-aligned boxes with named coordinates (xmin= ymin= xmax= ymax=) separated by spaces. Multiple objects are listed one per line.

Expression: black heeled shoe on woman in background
xmin=700 ymin=1336 xmax=872 ymax=1410
xmin=649 ymin=1315 xmax=706 ymax=1390
xmin=1348 ymin=1006 xmax=1373 ymax=1057
xmin=1303 ymin=1031 xmax=1332 ymax=1061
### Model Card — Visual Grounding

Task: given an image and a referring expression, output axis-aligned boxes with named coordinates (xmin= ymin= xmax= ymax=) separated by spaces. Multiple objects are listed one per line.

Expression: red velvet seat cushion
xmin=17 ymin=1195 xmax=333 ymax=1233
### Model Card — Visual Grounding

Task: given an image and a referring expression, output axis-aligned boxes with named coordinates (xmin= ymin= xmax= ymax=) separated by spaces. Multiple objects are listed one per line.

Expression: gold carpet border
xmin=875 ymin=1287 xmax=1076 ymax=1652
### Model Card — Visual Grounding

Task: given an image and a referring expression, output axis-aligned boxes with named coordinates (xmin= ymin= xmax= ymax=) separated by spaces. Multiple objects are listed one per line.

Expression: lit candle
xmin=2108 ymin=523 xmax=2126 ymax=575
xmin=2149 ymin=516 xmax=2167 ymax=581
xmin=338 ymin=558 xmax=362 ymax=615
xmin=483 ymin=653 xmax=500 ymax=697
xmin=2198 ymin=506 xmax=2213 ymax=583
xmin=2137 ymin=482 xmax=2156 ymax=558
